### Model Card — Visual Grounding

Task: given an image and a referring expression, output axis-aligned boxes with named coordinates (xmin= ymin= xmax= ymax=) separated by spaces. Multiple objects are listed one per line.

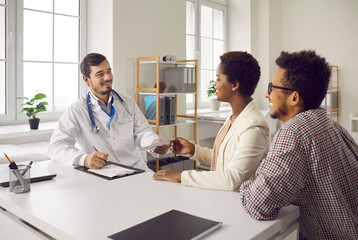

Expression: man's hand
xmin=170 ymin=137 xmax=195 ymax=155
xmin=152 ymin=169 xmax=182 ymax=182
xmin=152 ymin=139 xmax=170 ymax=154
xmin=84 ymin=151 xmax=109 ymax=169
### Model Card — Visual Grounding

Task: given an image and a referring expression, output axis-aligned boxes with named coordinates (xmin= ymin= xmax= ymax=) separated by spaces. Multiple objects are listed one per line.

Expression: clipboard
xmin=74 ymin=161 xmax=144 ymax=180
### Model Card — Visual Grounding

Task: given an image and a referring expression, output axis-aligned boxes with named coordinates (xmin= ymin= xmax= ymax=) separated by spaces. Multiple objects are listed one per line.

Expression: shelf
xmin=322 ymin=65 xmax=339 ymax=122
xmin=138 ymin=60 xmax=196 ymax=66
xmin=350 ymin=114 xmax=358 ymax=121
xmin=136 ymin=56 xmax=198 ymax=172
xmin=350 ymin=113 xmax=358 ymax=135
xmin=150 ymin=119 xmax=196 ymax=129
xmin=138 ymin=91 xmax=196 ymax=96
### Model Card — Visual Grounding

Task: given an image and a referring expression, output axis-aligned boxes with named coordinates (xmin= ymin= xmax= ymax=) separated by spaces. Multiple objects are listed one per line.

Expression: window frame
xmin=0 ymin=0 xmax=16 ymax=123
xmin=186 ymin=0 xmax=227 ymax=109
xmin=0 ymin=0 xmax=87 ymax=124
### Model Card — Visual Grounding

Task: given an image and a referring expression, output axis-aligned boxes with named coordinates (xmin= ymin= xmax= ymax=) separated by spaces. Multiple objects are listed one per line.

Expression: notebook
xmin=0 ymin=161 xmax=57 ymax=187
xmin=108 ymin=209 xmax=222 ymax=240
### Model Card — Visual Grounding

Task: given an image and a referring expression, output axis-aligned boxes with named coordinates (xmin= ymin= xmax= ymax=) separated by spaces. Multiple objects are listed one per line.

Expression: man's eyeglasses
xmin=268 ymin=82 xmax=296 ymax=95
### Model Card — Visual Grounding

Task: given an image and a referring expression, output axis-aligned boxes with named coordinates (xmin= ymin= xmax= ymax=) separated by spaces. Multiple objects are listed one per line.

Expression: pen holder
xmin=9 ymin=165 xmax=31 ymax=194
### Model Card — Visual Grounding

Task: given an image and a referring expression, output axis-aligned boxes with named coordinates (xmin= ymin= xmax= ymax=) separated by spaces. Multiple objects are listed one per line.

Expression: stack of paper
xmin=88 ymin=164 xmax=136 ymax=178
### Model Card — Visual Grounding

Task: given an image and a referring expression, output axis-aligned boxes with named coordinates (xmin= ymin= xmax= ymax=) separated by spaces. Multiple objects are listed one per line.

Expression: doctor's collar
xmin=89 ymin=91 xmax=113 ymax=106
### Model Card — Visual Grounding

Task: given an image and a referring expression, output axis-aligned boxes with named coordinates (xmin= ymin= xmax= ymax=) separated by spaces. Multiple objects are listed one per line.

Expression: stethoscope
xmin=87 ymin=90 xmax=132 ymax=134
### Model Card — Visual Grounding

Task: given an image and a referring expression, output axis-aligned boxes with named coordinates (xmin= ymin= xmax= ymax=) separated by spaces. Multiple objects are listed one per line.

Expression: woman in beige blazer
xmin=153 ymin=51 xmax=270 ymax=191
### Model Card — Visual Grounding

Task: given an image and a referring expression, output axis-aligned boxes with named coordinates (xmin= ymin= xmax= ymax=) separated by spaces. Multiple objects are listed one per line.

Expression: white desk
xmin=0 ymin=161 xmax=299 ymax=240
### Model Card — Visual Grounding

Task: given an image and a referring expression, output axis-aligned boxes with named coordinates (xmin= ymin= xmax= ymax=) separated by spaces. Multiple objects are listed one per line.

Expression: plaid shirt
xmin=240 ymin=108 xmax=358 ymax=240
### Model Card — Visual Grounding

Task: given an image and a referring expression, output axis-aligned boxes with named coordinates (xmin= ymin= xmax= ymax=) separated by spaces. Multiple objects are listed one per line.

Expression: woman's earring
xmin=232 ymin=88 xmax=235 ymax=91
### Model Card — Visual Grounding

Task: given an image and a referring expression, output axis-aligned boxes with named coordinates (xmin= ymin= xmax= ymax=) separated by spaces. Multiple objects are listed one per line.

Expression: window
xmin=0 ymin=0 xmax=86 ymax=124
xmin=0 ymin=0 xmax=8 ymax=116
xmin=186 ymin=0 xmax=227 ymax=108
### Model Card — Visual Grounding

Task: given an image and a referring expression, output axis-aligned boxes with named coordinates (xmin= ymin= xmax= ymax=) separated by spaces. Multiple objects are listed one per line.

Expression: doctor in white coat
xmin=47 ymin=53 xmax=169 ymax=170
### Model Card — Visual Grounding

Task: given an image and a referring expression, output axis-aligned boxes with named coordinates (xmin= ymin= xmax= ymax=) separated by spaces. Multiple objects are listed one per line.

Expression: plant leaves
xmin=30 ymin=93 xmax=47 ymax=102
xmin=206 ymin=80 xmax=217 ymax=98
xmin=36 ymin=105 xmax=47 ymax=111
xmin=18 ymin=93 xmax=47 ymax=118
xmin=34 ymin=93 xmax=47 ymax=100
xmin=38 ymin=101 xmax=48 ymax=106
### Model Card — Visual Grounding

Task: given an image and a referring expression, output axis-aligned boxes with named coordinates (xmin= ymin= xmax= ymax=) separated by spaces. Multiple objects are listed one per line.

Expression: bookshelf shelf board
xmin=138 ymin=60 xmax=196 ymax=66
xmin=138 ymin=91 xmax=196 ymax=96
xmin=150 ymin=119 xmax=196 ymax=129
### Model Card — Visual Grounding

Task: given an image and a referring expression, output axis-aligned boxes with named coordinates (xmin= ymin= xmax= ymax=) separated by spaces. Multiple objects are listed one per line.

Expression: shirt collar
xmin=89 ymin=91 xmax=113 ymax=106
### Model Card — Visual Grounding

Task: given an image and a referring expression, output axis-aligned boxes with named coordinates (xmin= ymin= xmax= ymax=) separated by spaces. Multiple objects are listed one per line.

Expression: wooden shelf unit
xmin=136 ymin=56 xmax=198 ymax=171
xmin=329 ymin=65 xmax=339 ymax=121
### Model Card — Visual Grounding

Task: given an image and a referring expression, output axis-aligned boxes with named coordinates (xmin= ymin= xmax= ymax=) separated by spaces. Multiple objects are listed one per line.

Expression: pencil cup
xmin=9 ymin=165 xmax=31 ymax=194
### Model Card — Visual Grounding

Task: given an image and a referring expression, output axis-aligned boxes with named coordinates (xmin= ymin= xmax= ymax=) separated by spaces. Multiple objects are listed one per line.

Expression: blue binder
xmin=144 ymin=96 xmax=165 ymax=125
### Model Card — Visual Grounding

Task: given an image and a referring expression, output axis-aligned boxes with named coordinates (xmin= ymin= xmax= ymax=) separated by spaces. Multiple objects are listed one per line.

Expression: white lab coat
xmin=47 ymin=91 xmax=158 ymax=170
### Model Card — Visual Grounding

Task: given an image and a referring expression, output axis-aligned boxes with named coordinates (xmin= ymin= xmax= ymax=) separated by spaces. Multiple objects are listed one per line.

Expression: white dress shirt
xmin=47 ymin=91 xmax=158 ymax=170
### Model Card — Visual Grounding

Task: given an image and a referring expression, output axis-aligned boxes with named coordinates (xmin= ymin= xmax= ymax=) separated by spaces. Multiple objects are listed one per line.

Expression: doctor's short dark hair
xmin=80 ymin=53 xmax=108 ymax=78
xmin=275 ymin=50 xmax=331 ymax=111
xmin=219 ymin=51 xmax=261 ymax=96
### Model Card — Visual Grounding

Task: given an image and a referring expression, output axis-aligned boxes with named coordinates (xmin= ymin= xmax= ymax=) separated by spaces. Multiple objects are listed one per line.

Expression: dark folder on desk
xmin=108 ymin=209 xmax=222 ymax=240
xmin=0 ymin=162 xmax=57 ymax=187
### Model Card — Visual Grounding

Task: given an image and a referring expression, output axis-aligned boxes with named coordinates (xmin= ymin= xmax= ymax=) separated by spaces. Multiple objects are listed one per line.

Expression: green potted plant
xmin=206 ymin=80 xmax=220 ymax=110
xmin=18 ymin=93 xmax=48 ymax=129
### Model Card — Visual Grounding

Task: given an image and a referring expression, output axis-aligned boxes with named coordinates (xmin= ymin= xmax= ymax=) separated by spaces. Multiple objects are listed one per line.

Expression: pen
xmin=4 ymin=152 xmax=18 ymax=169
xmin=10 ymin=161 xmax=33 ymax=192
xmin=92 ymin=146 xmax=109 ymax=166
xmin=4 ymin=152 xmax=27 ymax=190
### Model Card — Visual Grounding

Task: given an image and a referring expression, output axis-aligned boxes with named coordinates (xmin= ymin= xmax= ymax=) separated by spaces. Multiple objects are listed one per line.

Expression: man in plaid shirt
xmin=240 ymin=50 xmax=358 ymax=239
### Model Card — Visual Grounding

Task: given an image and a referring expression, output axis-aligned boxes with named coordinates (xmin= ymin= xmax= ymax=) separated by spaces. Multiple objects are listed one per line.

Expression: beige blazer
xmin=181 ymin=100 xmax=270 ymax=191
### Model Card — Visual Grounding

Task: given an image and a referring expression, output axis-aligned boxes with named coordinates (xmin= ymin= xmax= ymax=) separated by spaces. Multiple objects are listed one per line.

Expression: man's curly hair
xmin=276 ymin=50 xmax=331 ymax=111
xmin=220 ymin=51 xmax=261 ymax=96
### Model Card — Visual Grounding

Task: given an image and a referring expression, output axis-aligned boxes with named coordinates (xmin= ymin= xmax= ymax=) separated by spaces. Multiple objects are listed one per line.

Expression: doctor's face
xmin=83 ymin=60 xmax=113 ymax=97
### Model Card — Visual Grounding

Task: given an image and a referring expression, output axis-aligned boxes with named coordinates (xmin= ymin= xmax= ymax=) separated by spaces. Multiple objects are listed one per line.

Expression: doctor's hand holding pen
xmin=84 ymin=147 xmax=109 ymax=169
xmin=151 ymin=139 xmax=171 ymax=155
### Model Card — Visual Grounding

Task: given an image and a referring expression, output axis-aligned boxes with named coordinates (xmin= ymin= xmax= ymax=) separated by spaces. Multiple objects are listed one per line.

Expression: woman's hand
xmin=152 ymin=169 xmax=182 ymax=182
xmin=170 ymin=137 xmax=195 ymax=155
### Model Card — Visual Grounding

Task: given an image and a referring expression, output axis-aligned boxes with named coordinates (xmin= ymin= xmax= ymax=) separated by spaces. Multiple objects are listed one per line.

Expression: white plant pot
xmin=209 ymin=99 xmax=221 ymax=110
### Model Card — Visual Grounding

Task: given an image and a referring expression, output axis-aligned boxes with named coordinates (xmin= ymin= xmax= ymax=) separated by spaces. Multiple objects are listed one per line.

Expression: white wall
xmin=112 ymin=0 xmax=186 ymax=97
xmin=280 ymin=0 xmax=358 ymax=133
xmin=251 ymin=0 xmax=270 ymax=109
xmin=228 ymin=0 xmax=358 ymax=135
xmin=87 ymin=0 xmax=185 ymax=98
xmin=86 ymin=0 xmax=113 ymax=64
xmin=227 ymin=0 xmax=252 ymax=52
xmin=227 ymin=0 xmax=281 ymax=111
xmin=86 ymin=0 xmax=358 ymax=138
